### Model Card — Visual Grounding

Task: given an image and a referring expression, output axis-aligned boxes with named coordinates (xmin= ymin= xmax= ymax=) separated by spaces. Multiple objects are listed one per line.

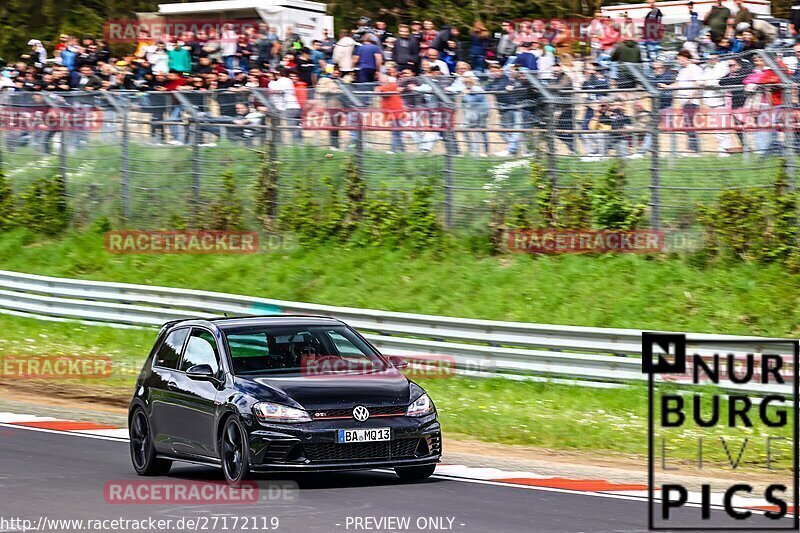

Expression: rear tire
xmin=129 ymin=408 xmax=172 ymax=476
xmin=394 ymin=464 xmax=436 ymax=481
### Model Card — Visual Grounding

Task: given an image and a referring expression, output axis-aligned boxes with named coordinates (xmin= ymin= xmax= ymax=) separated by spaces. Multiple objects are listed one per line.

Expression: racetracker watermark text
xmin=104 ymin=230 xmax=260 ymax=254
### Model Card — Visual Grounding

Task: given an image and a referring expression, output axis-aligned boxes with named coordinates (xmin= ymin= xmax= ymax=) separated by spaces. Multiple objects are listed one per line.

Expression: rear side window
xmin=154 ymin=328 xmax=189 ymax=369
xmin=180 ymin=329 xmax=220 ymax=374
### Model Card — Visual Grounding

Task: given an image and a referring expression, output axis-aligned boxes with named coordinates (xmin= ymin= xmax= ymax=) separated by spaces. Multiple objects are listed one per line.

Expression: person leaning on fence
xmin=268 ymin=67 xmax=302 ymax=143
xmin=629 ymin=101 xmax=653 ymax=158
xmin=375 ymin=74 xmax=406 ymax=154
xmin=580 ymin=63 xmax=610 ymax=158
xmin=743 ymin=54 xmax=786 ymax=157
xmin=486 ymin=62 xmax=523 ymax=157
xmin=700 ymin=49 xmax=732 ymax=157
xmin=461 ymin=74 xmax=490 ymax=156
xmin=719 ymin=57 xmax=752 ymax=152
xmin=313 ymin=76 xmax=343 ymax=150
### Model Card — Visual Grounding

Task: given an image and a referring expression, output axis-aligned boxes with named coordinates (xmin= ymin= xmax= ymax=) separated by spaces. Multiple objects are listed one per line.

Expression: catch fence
xmin=1 ymin=48 xmax=799 ymax=233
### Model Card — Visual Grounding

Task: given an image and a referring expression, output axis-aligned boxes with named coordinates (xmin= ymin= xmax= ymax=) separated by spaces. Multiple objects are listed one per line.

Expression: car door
xmin=168 ymin=328 xmax=224 ymax=458
xmin=148 ymin=327 xmax=190 ymax=453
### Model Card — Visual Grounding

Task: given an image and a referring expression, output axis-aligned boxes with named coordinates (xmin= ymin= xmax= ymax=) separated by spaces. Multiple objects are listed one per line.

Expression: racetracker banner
xmin=301 ymin=107 xmax=455 ymax=131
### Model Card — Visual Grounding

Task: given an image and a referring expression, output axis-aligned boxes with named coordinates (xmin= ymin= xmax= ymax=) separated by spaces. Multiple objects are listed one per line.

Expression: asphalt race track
xmin=0 ymin=424 xmax=780 ymax=533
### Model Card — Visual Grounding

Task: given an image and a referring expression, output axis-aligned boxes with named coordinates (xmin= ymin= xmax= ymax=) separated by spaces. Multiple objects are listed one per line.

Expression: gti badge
xmin=352 ymin=405 xmax=370 ymax=422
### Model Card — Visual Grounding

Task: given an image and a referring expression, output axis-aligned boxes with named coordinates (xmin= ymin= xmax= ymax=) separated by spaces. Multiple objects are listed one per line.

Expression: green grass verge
xmin=1 ymin=314 xmax=791 ymax=470
xmin=0 ymin=229 xmax=799 ymax=336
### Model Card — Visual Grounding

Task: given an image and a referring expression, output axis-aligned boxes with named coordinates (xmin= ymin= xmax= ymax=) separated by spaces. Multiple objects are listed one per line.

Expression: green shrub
xmin=591 ymin=160 xmax=645 ymax=230
xmin=530 ymin=160 xmax=556 ymax=229
xmin=697 ymin=165 xmax=798 ymax=263
xmin=17 ymin=175 xmax=68 ymax=235
xmin=207 ymin=171 xmax=244 ymax=231
xmin=0 ymin=166 xmax=15 ymax=231
xmin=405 ymin=181 xmax=443 ymax=252
xmin=558 ymin=177 xmax=593 ymax=230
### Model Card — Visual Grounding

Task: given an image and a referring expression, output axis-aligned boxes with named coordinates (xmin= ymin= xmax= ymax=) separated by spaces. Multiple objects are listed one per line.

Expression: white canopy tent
xmin=156 ymin=0 xmax=333 ymax=45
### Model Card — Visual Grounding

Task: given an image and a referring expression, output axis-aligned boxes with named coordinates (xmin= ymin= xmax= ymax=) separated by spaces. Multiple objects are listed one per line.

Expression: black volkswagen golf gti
xmin=128 ymin=316 xmax=441 ymax=484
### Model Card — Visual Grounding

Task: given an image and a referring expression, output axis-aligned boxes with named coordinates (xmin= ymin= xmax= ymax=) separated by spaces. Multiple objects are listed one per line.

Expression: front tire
xmin=394 ymin=464 xmax=436 ymax=481
xmin=129 ymin=409 xmax=172 ymax=476
xmin=221 ymin=417 xmax=251 ymax=484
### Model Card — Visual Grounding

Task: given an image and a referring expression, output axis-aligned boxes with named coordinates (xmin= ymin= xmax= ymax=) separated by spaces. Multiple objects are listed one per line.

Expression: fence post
xmin=191 ymin=120 xmax=201 ymax=223
xmin=121 ymin=102 xmax=131 ymax=222
xmin=104 ymin=94 xmax=131 ymax=222
xmin=269 ymin=113 xmax=280 ymax=218
xmin=59 ymin=130 xmax=68 ymax=184
xmin=172 ymin=92 xmax=202 ymax=224
xmin=545 ymin=102 xmax=557 ymax=190
xmin=443 ymin=133 xmax=454 ymax=229
xmin=650 ymin=92 xmax=662 ymax=230
xmin=626 ymin=65 xmax=661 ymax=230
xmin=523 ymin=72 xmax=558 ymax=200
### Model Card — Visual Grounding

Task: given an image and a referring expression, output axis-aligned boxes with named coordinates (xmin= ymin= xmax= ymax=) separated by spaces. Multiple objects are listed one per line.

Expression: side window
xmin=154 ymin=328 xmax=189 ymax=369
xmin=327 ymin=331 xmax=362 ymax=357
xmin=180 ymin=329 xmax=220 ymax=374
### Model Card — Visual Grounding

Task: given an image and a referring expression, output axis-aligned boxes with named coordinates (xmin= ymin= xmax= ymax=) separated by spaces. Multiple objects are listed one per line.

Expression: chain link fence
xmin=1 ymin=48 xmax=799 ymax=233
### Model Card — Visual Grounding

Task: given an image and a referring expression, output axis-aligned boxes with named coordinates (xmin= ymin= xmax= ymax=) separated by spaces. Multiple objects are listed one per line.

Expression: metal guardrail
xmin=0 ymin=269 xmax=789 ymax=393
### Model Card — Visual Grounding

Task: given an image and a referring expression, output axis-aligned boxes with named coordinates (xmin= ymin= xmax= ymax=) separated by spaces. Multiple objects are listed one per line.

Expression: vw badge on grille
xmin=352 ymin=405 xmax=370 ymax=422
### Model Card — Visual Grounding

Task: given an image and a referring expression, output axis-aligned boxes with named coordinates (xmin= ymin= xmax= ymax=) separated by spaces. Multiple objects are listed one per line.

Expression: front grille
xmin=303 ymin=438 xmax=419 ymax=462
xmin=311 ymin=405 xmax=407 ymax=420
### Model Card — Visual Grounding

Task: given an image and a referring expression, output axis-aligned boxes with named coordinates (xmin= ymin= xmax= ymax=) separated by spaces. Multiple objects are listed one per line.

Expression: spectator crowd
xmin=1 ymin=1 xmax=799 ymax=158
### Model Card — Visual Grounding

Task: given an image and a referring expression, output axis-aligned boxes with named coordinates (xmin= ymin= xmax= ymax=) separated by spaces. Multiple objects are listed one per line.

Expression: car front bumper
xmin=244 ymin=413 xmax=441 ymax=472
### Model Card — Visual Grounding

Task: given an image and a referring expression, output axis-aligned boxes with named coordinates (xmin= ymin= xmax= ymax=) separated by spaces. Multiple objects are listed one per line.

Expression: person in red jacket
xmin=742 ymin=55 xmax=787 ymax=156
xmin=288 ymin=70 xmax=308 ymax=109
xmin=375 ymin=74 xmax=406 ymax=153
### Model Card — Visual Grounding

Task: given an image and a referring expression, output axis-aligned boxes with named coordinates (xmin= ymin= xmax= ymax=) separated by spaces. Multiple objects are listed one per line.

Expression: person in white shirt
xmin=425 ymin=49 xmax=450 ymax=76
xmin=332 ymin=29 xmax=357 ymax=73
xmin=221 ymin=24 xmax=239 ymax=71
xmin=700 ymin=50 xmax=731 ymax=157
xmin=660 ymin=49 xmax=703 ymax=156
xmin=268 ymin=67 xmax=302 ymax=142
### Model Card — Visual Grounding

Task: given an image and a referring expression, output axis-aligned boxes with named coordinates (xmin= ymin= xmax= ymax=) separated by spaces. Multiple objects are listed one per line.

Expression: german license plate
xmin=336 ymin=428 xmax=391 ymax=443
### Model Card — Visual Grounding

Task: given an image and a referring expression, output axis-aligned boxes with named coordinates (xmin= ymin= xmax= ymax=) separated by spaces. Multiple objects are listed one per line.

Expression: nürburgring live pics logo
xmin=644 ymin=333 xmax=799 ymax=530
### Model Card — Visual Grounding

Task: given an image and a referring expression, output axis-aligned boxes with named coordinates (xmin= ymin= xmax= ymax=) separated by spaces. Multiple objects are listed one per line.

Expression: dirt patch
xmin=0 ymin=379 xmax=131 ymax=411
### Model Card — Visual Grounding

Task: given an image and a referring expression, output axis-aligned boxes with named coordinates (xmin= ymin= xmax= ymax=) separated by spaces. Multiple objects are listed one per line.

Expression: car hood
xmin=235 ymin=368 xmax=413 ymax=410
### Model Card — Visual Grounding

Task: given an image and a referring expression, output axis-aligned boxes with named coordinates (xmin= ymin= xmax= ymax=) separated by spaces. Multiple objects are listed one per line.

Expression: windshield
xmin=223 ymin=325 xmax=385 ymax=375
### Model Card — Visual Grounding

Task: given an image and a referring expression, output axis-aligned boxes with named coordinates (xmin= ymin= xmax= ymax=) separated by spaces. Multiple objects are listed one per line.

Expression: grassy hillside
xmin=0 ymin=229 xmax=798 ymax=336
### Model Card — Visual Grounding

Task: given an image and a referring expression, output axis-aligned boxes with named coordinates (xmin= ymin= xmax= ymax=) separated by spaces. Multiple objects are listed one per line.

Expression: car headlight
xmin=253 ymin=402 xmax=311 ymax=423
xmin=406 ymin=393 xmax=434 ymax=417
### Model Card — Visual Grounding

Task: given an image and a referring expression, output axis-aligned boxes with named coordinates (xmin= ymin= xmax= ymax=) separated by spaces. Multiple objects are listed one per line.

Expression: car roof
xmin=163 ymin=315 xmax=346 ymax=332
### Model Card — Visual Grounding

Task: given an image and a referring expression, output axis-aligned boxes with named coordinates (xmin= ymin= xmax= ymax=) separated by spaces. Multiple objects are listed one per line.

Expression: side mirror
xmin=387 ymin=356 xmax=409 ymax=369
xmin=186 ymin=364 xmax=216 ymax=381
